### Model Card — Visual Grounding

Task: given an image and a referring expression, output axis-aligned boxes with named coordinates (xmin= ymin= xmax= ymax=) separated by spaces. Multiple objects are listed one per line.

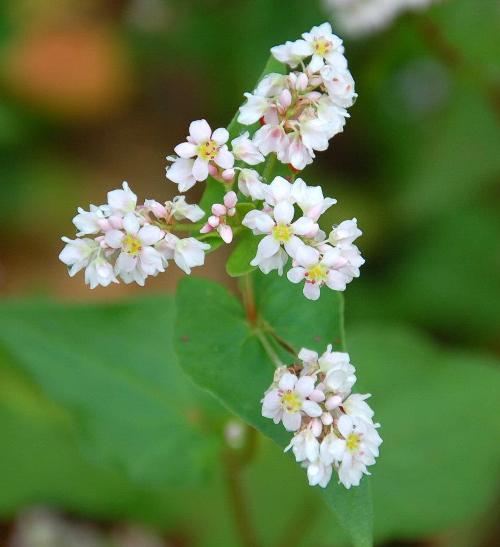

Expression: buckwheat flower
xmin=342 ymin=393 xmax=375 ymax=422
xmin=327 ymin=414 xmax=382 ymax=489
xmin=170 ymin=195 xmax=205 ymax=222
xmin=285 ymin=428 xmax=320 ymax=462
xmin=271 ymin=40 xmax=310 ymax=69
xmin=321 ymin=349 xmax=357 ymax=397
xmin=157 ymin=233 xmax=210 ymax=274
xmin=306 ymin=458 xmax=333 ymax=488
xmin=107 ymin=181 xmax=138 ymax=215
xmin=262 ymin=176 xmax=295 ymax=206
xmin=72 ymin=205 xmax=109 ymax=236
xmin=104 ymin=213 xmax=164 ymax=285
xmin=238 ymin=169 xmax=266 ymax=201
xmin=244 ymin=201 xmax=318 ymax=272
xmin=328 ymin=218 xmax=362 ymax=248
xmin=320 ymin=65 xmax=357 ymax=108
xmin=287 ymin=245 xmax=348 ymax=300
xmin=231 ymin=132 xmax=265 ymax=165
xmin=261 ymin=371 xmax=323 ymax=431
xmin=59 ymin=237 xmax=117 ymax=289
xmin=292 ymin=179 xmax=337 ymax=221
xmin=166 ymin=119 xmax=234 ymax=191
xmin=337 ymin=244 xmax=365 ymax=282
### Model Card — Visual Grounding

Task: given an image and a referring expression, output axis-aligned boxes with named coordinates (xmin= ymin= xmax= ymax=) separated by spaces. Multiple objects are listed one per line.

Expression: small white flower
xmin=107 ymin=181 xmax=137 ymax=215
xmin=300 ymin=22 xmax=346 ymax=72
xmin=328 ymin=218 xmax=362 ymax=248
xmin=72 ymin=205 xmax=108 ymax=236
xmin=262 ymin=371 xmax=323 ymax=431
xmin=105 ymin=213 xmax=164 ymax=285
xmin=238 ymin=94 xmax=272 ymax=125
xmin=321 ymin=349 xmax=357 ymax=397
xmin=166 ymin=119 xmax=234 ymax=191
xmin=231 ymin=132 xmax=265 ymax=165
xmin=243 ymin=201 xmax=318 ymax=273
xmin=327 ymin=414 xmax=382 ymax=489
xmin=292 ymin=178 xmax=337 ymax=221
xmin=263 ymin=176 xmax=295 ymax=206
xmin=320 ymin=65 xmax=357 ymax=108
xmin=287 ymin=245 xmax=348 ymax=300
xmin=285 ymin=428 xmax=320 ymax=462
xmin=59 ymin=237 xmax=117 ymax=289
xmin=169 ymin=195 xmax=205 ymax=222
xmin=306 ymin=458 xmax=333 ymax=488
xmin=237 ymin=169 xmax=266 ymax=201
xmin=157 ymin=233 xmax=210 ymax=274
xmin=342 ymin=393 xmax=375 ymax=422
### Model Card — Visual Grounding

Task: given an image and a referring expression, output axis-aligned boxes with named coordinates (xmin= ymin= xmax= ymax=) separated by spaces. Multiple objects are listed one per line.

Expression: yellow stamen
xmin=198 ymin=139 xmax=219 ymax=160
xmin=313 ymin=38 xmax=331 ymax=56
xmin=346 ymin=433 xmax=360 ymax=452
xmin=281 ymin=391 xmax=302 ymax=413
xmin=273 ymin=224 xmax=293 ymax=243
xmin=306 ymin=263 xmax=328 ymax=283
xmin=123 ymin=234 xmax=142 ymax=255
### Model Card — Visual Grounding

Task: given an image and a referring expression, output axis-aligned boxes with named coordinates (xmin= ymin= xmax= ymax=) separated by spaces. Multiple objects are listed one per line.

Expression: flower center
xmin=346 ymin=433 xmax=360 ymax=452
xmin=281 ymin=391 xmax=302 ymax=413
xmin=306 ymin=263 xmax=328 ymax=283
xmin=198 ymin=139 xmax=219 ymax=160
xmin=273 ymin=223 xmax=293 ymax=243
xmin=313 ymin=38 xmax=331 ymax=56
xmin=123 ymin=234 xmax=142 ymax=255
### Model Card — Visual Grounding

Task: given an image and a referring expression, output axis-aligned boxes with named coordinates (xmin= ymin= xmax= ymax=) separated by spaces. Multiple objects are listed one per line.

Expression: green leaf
xmin=347 ymin=324 xmax=500 ymax=542
xmin=0 ymin=296 xmax=218 ymax=488
xmin=175 ymin=274 xmax=372 ymax=546
xmin=226 ymin=229 xmax=258 ymax=277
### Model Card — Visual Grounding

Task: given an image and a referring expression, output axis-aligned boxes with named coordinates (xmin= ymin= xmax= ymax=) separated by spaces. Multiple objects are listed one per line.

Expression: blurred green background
xmin=0 ymin=0 xmax=499 ymax=546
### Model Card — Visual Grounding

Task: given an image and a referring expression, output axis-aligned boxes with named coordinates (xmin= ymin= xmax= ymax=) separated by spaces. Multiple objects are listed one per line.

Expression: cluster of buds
xmin=59 ymin=183 xmax=210 ymax=288
xmin=238 ymin=22 xmax=356 ymax=170
xmin=200 ymin=191 xmax=238 ymax=244
xmin=241 ymin=173 xmax=364 ymax=300
xmin=262 ymin=345 xmax=382 ymax=489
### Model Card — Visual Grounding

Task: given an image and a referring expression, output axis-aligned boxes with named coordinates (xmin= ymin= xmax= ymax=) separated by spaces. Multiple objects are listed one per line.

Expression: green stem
xmin=255 ymin=329 xmax=284 ymax=369
xmin=262 ymin=153 xmax=277 ymax=181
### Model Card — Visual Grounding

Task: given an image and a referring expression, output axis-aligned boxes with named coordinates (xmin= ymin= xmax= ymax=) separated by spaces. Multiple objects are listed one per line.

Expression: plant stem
xmin=255 ymin=329 xmax=284 ymax=369
xmin=262 ymin=153 xmax=277 ymax=181
xmin=241 ymin=274 xmax=258 ymax=324
xmin=224 ymin=427 xmax=260 ymax=547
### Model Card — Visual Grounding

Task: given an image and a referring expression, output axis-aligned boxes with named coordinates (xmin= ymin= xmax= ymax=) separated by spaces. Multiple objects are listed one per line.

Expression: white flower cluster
xmin=262 ymin=345 xmax=382 ymax=489
xmin=238 ymin=22 xmax=356 ymax=170
xmin=241 ymin=172 xmax=364 ymax=300
xmin=59 ymin=183 xmax=210 ymax=288
xmin=323 ymin=0 xmax=439 ymax=36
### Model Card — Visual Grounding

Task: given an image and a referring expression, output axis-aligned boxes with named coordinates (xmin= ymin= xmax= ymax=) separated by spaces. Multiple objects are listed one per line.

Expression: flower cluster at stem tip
xmin=59 ymin=23 xmax=381 ymax=489
xmin=262 ymin=346 xmax=382 ymax=489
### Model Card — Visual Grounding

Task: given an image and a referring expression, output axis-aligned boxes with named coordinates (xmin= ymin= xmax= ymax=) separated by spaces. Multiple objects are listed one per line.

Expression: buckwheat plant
xmin=60 ymin=22 xmax=381 ymax=498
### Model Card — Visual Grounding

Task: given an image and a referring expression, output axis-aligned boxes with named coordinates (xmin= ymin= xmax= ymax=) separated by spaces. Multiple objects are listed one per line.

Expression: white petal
xmin=192 ymin=157 xmax=209 ymax=181
xmin=302 ymin=400 xmax=323 ymax=417
xmin=292 ymin=216 xmax=317 ymax=236
xmin=287 ymin=267 xmax=305 ymax=284
xmin=189 ymin=119 xmax=211 ymax=143
xmin=279 ymin=372 xmax=297 ymax=391
xmin=138 ymin=224 xmax=163 ymax=246
xmin=295 ymin=376 xmax=315 ymax=397
xmin=174 ymin=141 xmax=197 ymax=158
xmin=214 ymin=146 xmax=235 ymax=169
xmin=104 ymin=229 xmax=124 ymax=249
xmin=123 ymin=212 xmax=140 ymax=234
xmin=303 ymin=282 xmax=321 ymax=300
xmin=282 ymin=411 xmax=301 ymax=432
xmin=338 ymin=414 xmax=353 ymax=437
xmin=252 ymin=235 xmax=280 ymax=262
xmin=295 ymin=244 xmax=320 ymax=267
xmin=212 ymin=127 xmax=229 ymax=145
xmin=273 ymin=201 xmax=294 ymax=225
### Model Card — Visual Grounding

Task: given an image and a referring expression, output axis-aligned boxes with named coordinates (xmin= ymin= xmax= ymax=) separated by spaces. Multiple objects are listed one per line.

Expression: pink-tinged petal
xmin=298 ymin=348 xmax=318 ymax=364
xmin=218 ymin=224 xmax=233 ymax=244
xmin=138 ymin=224 xmax=163 ymax=246
xmin=303 ymin=282 xmax=321 ymax=301
xmin=212 ymin=203 xmax=226 ymax=216
xmin=282 ymin=411 xmax=301 ymax=432
xmin=223 ymin=191 xmax=238 ymax=209
xmin=262 ymin=390 xmax=281 ymax=410
xmin=200 ymin=223 xmax=213 ymax=234
xmin=242 ymin=210 xmax=274 ymax=234
xmin=214 ymin=146 xmax=235 ymax=169
xmin=104 ymin=229 xmax=124 ymax=249
xmin=295 ymin=376 xmax=315 ymax=397
xmin=309 ymin=389 xmax=326 ymax=403
xmin=189 ymin=119 xmax=211 ymax=143
xmin=295 ymin=244 xmax=320 ymax=268
xmin=325 ymin=395 xmax=343 ymax=410
xmin=292 ymin=216 xmax=317 ymax=236
xmin=253 ymin=235 xmax=280 ymax=261
xmin=338 ymin=414 xmax=353 ymax=437
xmin=212 ymin=127 xmax=229 ymax=145
xmin=302 ymin=400 xmax=322 ymax=417
xmin=174 ymin=142 xmax=197 ymax=158
xmin=123 ymin=212 xmax=140 ymax=235
xmin=279 ymin=372 xmax=298 ymax=391
xmin=287 ymin=267 xmax=305 ymax=284
xmin=166 ymin=158 xmax=196 ymax=191
xmin=273 ymin=201 xmax=294 ymax=225
xmin=326 ymin=270 xmax=347 ymax=291
xmin=192 ymin=157 xmax=209 ymax=181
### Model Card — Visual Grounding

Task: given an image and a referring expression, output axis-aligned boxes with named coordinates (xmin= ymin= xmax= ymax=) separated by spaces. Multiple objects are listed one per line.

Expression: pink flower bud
xmin=310 ymin=418 xmax=323 ymax=437
xmin=278 ymin=89 xmax=292 ymax=108
xmin=97 ymin=219 xmax=111 ymax=231
xmin=227 ymin=207 xmax=236 ymax=217
xmin=150 ymin=203 xmax=167 ymax=218
xmin=208 ymin=163 xmax=218 ymax=177
xmin=325 ymin=395 xmax=342 ymax=411
xmin=200 ymin=223 xmax=213 ymax=234
xmin=223 ymin=191 xmax=238 ymax=209
xmin=108 ymin=215 xmax=123 ymax=229
xmin=309 ymin=389 xmax=326 ymax=403
xmin=296 ymin=73 xmax=308 ymax=91
xmin=218 ymin=224 xmax=233 ymax=244
xmin=222 ymin=168 xmax=235 ymax=182
xmin=211 ymin=203 xmax=226 ymax=217
xmin=208 ymin=215 xmax=220 ymax=228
